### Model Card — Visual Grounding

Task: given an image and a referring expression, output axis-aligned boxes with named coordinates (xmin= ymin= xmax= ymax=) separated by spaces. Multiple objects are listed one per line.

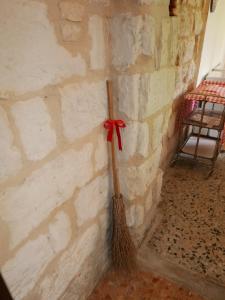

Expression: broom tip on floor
xmin=111 ymin=194 xmax=137 ymax=272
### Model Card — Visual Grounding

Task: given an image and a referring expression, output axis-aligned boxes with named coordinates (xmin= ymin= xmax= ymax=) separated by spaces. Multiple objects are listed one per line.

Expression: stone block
xmin=59 ymin=2 xmax=84 ymax=22
xmin=98 ymin=210 xmax=111 ymax=242
xmin=174 ymin=66 xmax=183 ymax=97
xmin=142 ymin=15 xmax=155 ymax=57
xmin=126 ymin=204 xmax=145 ymax=228
xmin=60 ymin=81 xmax=107 ymax=142
xmin=61 ymin=249 xmax=108 ymax=300
xmin=138 ymin=0 xmax=151 ymax=3
xmin=152 ymin=113 xmax=164 ymax=150
xmin=175 ymin=60 xmax=196 ymax=98
xmin=167 ymin=112 xmax=176 ymax=139
xmin=179 ymin=7 xmax=194 ymax=37
xmin=0 ymin=0 xmax=86 ymax=96
xmin=120 ymin=147 xmax=162 ymax=200
xmin=160 ymin=18 xmax=171 ymax=67
xmin=180 ymin=60 xmax=196 ymax=88
xmin=137 ymin=122 xmax=150 ymax=157
xmin=139 ymin=73 xmax=151 ymax=118
xmin=74 ymin=174 xmax=109 ymax=226
xmin=60 ymin=20 xmax=81 ymax=42
xmin=0 ymin=144 xmax=93 ymax=249
xmin=171 ymin=17 xmax=179 ymax=65
xmin=3 ymin=236 xmax=53 ymax=300
xmin=0 ymin=107 xmax=22 ymax=182
xmin=118 ymin=73 xmax=140 ymax=120
xmin=119 ymin=121 xmax=149 ymax=160
xmin=111 ymin=14 xmax=142 ymax=69
xmin=118 ymin=69 xmax=175 ymax=120
xmin=89 ymin=15 xmax=106 ymax=70
xmin=162 ymin=108 xmax=172 ymax=135
xmin=95 ymin=133 xmax=108 ymax=171
xmin=196 ymin=0 xmax=203 ymax=7
xmin=111 ymin=14 xmax=155 ymax=69
xmin=39 ymin=224 xmax=100 ymax=300
xmin=48 ymin=211 xmax=71 ymax=253
xmin=2 ymin=211 xmax=71 ymax=300
xmin=187 ymin=60 xmax=196 ymax=83
xmin=188 ymin=0 xmax=197 ymax=6
xmin=139 ymin=68 xmax=175 ymax=118
xmin=89 ymin=0 xmax=110 ymax=5
xmin=179 ymin=37 xmax=195 ymax=64
xmin=152 ymin=168 xmax=163 ymax=202
xmin=189 ymin=0 xmax=202 ymax=7
xmin=145 ymin=188 xmax=153 ymax=212
xmin=139 ymin=0 xmax=170 ymax=4
xmin=11 ymin=97 xmax=56 ymax=161
xmin=195 ymin=10 xmax=203 ymax=35
xmin=183 ymin=37 xmax=195 ymax=63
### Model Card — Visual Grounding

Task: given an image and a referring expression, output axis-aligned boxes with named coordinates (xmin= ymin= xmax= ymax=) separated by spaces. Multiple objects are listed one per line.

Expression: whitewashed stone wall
xmin=113 ymin=0 xmax=208 ymax=245
xmin=0 ymin=1 xmax=110 ymax=299
xmin=0 ymin=0 xmax=208 ymax=299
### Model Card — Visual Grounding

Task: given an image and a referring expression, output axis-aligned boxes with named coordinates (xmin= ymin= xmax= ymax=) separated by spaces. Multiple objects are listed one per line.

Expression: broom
xmin=105 ymin=80 xmax=136 ymax=271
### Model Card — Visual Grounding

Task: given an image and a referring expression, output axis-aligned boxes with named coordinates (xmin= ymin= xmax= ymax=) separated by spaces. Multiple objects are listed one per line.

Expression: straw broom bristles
xmin=111 ymin=194 xmax=136 ymax=271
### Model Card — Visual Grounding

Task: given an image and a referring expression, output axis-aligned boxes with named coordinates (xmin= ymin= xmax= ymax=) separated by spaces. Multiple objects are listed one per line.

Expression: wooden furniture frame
xmin=171 ymin=87 xmax=225 ymax=177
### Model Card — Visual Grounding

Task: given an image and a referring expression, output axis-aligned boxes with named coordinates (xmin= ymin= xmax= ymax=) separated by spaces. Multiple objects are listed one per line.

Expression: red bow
xmin=104 ymin=119 xmax=126 ymax=151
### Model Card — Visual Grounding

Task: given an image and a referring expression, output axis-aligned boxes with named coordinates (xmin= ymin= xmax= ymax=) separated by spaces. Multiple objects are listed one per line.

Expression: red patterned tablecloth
xmin=183 ymin=80 xmax=225 ymax=144
xmin=185 ymin=80 xmax=225 ymax=103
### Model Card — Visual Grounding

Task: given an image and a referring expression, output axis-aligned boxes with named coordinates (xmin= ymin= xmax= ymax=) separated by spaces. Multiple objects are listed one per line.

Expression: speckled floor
xmin=88 ymin=270 xmax=204 ymax=300
xmin=148 ymin=155 xmax=225 ymax=286
xmin=88 ymin=156 xmax=225 ymax=300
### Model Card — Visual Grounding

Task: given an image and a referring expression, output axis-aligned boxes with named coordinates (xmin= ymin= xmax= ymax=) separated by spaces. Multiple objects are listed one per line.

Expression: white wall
xmin=197 ymin=0 xmax=225 ymax=84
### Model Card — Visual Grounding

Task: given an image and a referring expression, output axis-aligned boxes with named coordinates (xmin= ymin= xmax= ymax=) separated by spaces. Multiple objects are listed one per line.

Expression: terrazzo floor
xmin=148 ymin=155 xmax=225 ymax=286
xmin=89 ymin=156 xmax=225 ymax=300
xmin=88 ymin=270 xmax=204 ymax=300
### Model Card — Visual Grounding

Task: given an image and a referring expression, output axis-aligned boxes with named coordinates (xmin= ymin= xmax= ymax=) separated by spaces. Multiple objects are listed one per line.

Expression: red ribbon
xmin=104 ymin=119 xmax=126 ymax=151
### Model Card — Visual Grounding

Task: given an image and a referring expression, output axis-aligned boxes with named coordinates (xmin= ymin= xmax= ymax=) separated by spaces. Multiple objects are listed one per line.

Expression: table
xmin=171 ymin=80 xmax=225 ymax=176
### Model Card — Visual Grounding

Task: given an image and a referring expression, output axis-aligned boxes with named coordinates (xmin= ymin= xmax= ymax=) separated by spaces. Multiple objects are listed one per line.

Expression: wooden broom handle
xmin=106 ymin=80 xmax=120 ymax=197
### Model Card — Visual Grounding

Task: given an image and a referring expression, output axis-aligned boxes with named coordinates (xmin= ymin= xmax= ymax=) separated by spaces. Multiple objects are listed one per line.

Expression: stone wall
xmin=111 ymin=0 xmax=209 ymax=245
xmin=0 ymin=0 xmax=209 ymax=299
